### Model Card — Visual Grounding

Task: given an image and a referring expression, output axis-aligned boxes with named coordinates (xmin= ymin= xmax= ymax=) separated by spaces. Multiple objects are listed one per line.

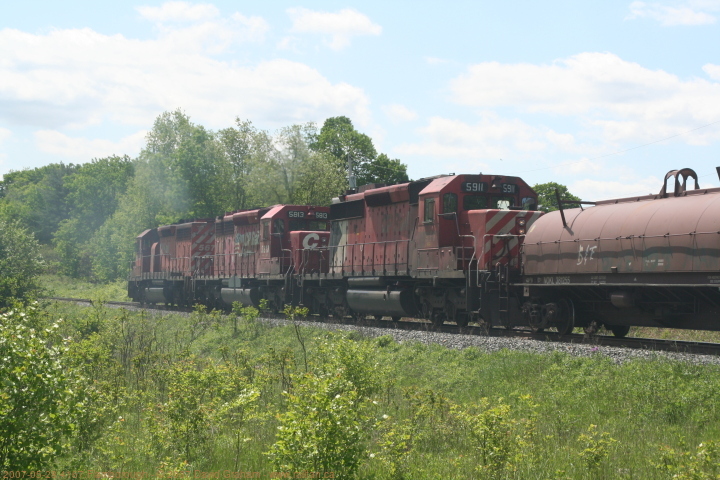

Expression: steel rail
xmin=44 ymin=297 xmax=720 ymax=356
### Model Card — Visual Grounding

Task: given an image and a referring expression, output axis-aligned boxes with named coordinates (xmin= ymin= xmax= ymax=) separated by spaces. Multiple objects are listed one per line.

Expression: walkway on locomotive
xmin=307 ymin=174 xmax=539 ymax=280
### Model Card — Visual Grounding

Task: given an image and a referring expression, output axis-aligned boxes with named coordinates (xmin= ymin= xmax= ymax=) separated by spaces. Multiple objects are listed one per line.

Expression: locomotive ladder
xmin=497 ymin=263 xmax=511 ymax=328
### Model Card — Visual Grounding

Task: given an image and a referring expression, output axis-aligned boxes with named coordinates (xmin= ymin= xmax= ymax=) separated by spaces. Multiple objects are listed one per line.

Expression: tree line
xmin=0 ymin=112 xmax=408 ymax=282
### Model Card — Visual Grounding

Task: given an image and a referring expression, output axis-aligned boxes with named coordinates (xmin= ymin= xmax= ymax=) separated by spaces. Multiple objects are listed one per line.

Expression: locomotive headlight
xmin=519 ymin=228 xmax=526 ymax=235
xmin=518 ymin=219 xmax=526 ymax=227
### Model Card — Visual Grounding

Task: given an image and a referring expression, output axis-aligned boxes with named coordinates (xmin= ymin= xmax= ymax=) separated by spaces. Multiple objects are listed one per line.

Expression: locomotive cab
xmin=415 ymin=174 xmax=539 ymax=275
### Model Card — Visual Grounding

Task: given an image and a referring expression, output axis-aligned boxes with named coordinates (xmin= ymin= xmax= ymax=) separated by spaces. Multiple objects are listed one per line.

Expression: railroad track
xmin=45 ymin=297 xmax=720 ymax=356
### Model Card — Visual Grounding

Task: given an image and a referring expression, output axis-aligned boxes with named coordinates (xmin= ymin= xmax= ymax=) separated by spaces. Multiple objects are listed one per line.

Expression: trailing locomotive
xmin=128 ymin=167 xmax=720 ymax=336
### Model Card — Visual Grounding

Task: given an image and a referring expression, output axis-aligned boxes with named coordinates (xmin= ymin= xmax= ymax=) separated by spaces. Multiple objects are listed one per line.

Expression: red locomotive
xmin=128 ymin=167 xmax=720 ymax=336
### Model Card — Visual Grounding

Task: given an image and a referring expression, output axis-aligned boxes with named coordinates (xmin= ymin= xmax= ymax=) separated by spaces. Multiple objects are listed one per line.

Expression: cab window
xmin=423 ymin=198 xmax=435 ymax=223
xmin=463 ymin=195 xmax=488 ymax=210
xmin=492 ymin=196 xmax=515 ymax=210
xmin=307 ymin=220 xmax=328 ymax=230
xmin=262 ymin=221 xmax=270 ymax=240
xmin=273 ymin=219 xmax=285 ymax=235
xmin=289 ymin=218 xmax=304 ymax=231
xmin=521 ymin=197 xmax=537 ymax=211
xmin=442 ymin=193 xmax=458 ymax=214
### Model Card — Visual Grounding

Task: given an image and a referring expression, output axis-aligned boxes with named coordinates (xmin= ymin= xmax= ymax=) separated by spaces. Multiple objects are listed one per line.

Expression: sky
xmin=1 ymin=0 xmax=720 ymax=201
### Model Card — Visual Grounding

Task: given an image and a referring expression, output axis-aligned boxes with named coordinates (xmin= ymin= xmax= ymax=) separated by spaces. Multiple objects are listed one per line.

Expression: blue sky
xmin=1 ymin=0 xmax=720 ymax=200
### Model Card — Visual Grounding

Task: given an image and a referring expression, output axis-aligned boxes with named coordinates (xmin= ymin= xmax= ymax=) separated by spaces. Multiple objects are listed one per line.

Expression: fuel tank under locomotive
xmin=346 ymin=289 xmax=417 ymax=318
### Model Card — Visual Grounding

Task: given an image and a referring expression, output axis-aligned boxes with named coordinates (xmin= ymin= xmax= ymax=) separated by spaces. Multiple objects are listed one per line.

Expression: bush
xmin=0 ymin=304 xmax=83 ymax=468
xmin=0 ymin=219 xmax=44 ymax=307
xmin=268 ymin=336 xmax=382 ymax=478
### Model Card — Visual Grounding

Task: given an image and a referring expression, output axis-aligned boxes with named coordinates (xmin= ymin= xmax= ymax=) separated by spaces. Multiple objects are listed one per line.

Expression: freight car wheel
xmin=608 ymin=325 xmax=630 ymax=338
xmin=391 ymin=316 xmax=401 ymax=322
xmin=554 ymin=299 xmax=575 ymax=336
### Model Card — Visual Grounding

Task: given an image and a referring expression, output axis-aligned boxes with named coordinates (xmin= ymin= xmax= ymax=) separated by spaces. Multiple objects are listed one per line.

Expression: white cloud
xmin=0 ymin=21 xmax=370 ymax=131
xmin=704 ymin=63 xmax=720 ymax=80
xmin=570 ymin=176 xmax=663 ymax=201
xmin=553 ymin=158 xmax=603 ymax=176
xmin=382 ymin=104 xmax=418 ymax=123
xmin=287 ymin=8 xmax=381 ymax=50
xmin=450 ymin=52 xmax=720 ymax=145
xmin=135 ymin=3 xmax=269 ymax=52
xmin=137 ymin=1 xmax=219 ymax=22
xmin=277 ymin=36 xmax=300 ymax=51
xmin=0 ymin=127 xmax=10 ymax=144
xmin=395 ymin=114 xmax=557 ymax=160
xmin=34 ymin=130 xmax=147 ymax=160
xmin=626 ymin=1 xmax=718 ymax=25
xmin=425 ymin=57 xmax=449 ymax=65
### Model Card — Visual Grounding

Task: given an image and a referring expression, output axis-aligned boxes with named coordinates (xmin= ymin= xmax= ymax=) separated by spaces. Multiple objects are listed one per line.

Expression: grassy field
xmin=40 ymin=274 xmax=130 ymax=302
xmin=5 ymin=296 xmax=718 ymax=478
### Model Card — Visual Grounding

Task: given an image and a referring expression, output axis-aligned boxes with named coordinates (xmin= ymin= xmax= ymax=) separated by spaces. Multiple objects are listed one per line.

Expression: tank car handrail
xmin=525 ymin=230 xmax=720 ymax=246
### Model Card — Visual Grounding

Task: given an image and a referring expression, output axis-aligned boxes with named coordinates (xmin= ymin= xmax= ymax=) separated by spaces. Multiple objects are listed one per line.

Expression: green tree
xmin=532 ymin=182 xmax=582 ymax=213
xmin=311 ymin=116 xmax=410 ymax=188
xmin=88 ymin=110 xmax=227 ymax=280
xmin=311 ymin=116 xmax=378 ymax=189
xmin=247 ymin=123 xmax=341 ymax=205
xmin=217 ymin=119 xmax=260 ymax=211
xmin=0 ymin=163 xmax=78 ymax=243
xmin=54 ymin=156 xmax=134 ymax=277
xmin=293 ymin=151 xmax=348 ymax=205
xmin=364 ymin=153 xmax=409 ymax=186
xmin=142 ymin=109 xmax=225 ymax=219
xmin=0 ymin=219 xmax=44 ymax=307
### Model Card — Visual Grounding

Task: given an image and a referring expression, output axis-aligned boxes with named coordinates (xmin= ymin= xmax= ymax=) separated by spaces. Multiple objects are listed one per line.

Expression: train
xmin=127 ymin=167 xmax=720 ymax=337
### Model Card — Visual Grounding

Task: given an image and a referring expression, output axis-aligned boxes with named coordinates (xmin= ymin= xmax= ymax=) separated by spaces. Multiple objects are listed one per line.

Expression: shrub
xmin=0 ymin=304 xmax=85 ymax=468
xmin=268 ymin=336 xmax=382 ymax=478
xmin=0 ymin=219 xmax=44 ymax=307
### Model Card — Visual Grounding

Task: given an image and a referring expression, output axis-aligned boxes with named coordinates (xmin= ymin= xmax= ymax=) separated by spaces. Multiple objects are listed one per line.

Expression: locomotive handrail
xmin=457 ymin=234 xmax=476 ymax=273
xmin=297 ymin=246 xmax=331 ymax=275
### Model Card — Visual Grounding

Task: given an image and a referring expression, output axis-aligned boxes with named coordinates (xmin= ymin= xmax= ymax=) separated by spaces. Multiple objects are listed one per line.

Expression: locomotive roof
xmin=261 ymin=204 xmax=330 ymax=219
xmin=332 ymin=175 xmax=450 ymax=204
xmin=420 ymin=174 xmax=535 ymax=195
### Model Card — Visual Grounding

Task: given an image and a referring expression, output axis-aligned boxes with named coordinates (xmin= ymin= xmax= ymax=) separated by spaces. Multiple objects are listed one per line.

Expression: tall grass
xmin=28 ymin=300 xmax=720 ymax=478
xmin=40 ymin=274 xmax=130 ymax=302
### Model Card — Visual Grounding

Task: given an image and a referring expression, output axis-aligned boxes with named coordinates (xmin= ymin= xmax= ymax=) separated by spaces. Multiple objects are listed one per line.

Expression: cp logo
xmin=302 ymin=233 xmax=320 ymax=249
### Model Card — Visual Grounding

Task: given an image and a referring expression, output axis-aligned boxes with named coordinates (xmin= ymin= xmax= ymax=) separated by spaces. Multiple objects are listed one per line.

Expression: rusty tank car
xmin=521 ymin=168 xmax=720 ymax=336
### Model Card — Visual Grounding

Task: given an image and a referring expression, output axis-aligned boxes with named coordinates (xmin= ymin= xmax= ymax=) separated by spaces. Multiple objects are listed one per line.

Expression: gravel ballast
xmin=79 ymin=301 xmax=720 ymax=366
